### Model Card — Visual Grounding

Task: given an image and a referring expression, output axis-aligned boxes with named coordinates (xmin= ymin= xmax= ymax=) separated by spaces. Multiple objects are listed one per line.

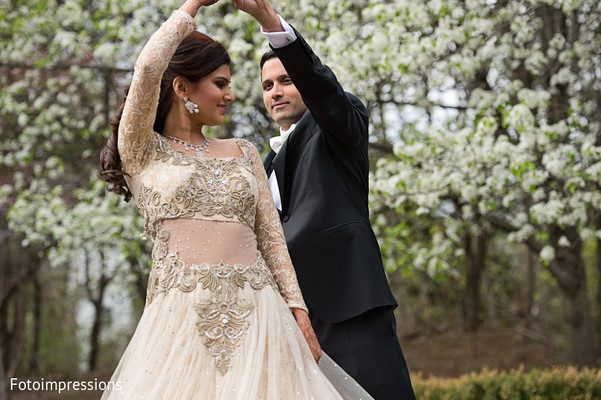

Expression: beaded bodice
xmin=128 ymin=134 xmax=257 ymax=242
xmin=116 ymin=11 xmax=306 ymax=312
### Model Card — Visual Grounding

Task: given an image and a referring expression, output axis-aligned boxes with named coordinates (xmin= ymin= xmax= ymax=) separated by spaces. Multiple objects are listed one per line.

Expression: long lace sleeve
xmin=117 ymin=11 xmax=196 ymax=175
xmin=247 ymin=143 xmax=308 ymax=312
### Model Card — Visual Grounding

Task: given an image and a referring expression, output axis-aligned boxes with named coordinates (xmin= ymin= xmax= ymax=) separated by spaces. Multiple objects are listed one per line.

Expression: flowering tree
xmin=366 ymin=0 xmax=600 ymax=366
xmin=203 ymin=0 xmax=601 ymax=365
xmin=0 ymin=0 xmax=159 ymax=372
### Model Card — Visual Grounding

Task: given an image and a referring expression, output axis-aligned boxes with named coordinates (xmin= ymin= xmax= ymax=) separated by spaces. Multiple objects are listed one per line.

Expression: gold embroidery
xmin=146 ymin=255 xmax=276 ymax=374
xmin=137 ymin=141 xmax=256 ymax=238
xmin=194 ymin=262 xmax=275 ymax=375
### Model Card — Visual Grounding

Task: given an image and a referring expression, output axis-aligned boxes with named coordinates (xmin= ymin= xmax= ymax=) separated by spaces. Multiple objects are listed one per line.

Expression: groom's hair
xmin=259 ymin=50 xmax=279 ymax=71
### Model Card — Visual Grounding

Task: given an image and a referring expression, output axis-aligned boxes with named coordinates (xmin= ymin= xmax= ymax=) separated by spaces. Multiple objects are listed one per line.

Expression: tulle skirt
xmin=101 ymin=261 xmax=372 ymax=399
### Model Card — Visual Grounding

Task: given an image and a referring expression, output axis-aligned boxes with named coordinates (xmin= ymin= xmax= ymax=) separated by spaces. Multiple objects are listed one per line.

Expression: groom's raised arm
xmin=232 ymin=0 xmax=368 ymax=148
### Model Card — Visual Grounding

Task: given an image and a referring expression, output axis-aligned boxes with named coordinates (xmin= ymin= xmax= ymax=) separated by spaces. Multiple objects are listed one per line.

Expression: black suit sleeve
xmin=271 ymin=29 xmax=368 ymax=148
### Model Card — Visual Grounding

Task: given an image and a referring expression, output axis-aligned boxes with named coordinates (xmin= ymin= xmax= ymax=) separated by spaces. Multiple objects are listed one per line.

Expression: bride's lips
xmin=217 ymin=104 xmax=227 ymax=113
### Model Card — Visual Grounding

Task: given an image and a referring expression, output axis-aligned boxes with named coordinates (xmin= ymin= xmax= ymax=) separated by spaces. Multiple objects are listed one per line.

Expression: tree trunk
xmin=8 ymin=279 xmax=27 ymax=376
xmin=85 ymin=249 xmax=112 ymax=371
xmin=490 ymin=217 xmax=597 ymax=365
xmin=0 ymin=222 xmax=11 ymax=400
xmin=534 ymin=5 xmax=594 ymax=366
xmin=521 ymin=245 xmax=536 ymax=328
xmin=28 ymin=264 xmax=42 ymax=372
xmin=548 ymin=235 xmax=596 ymax=366
xmin=462 ymin=232 xmax=487 ymax=332
xmin=596 ymin=218 xmax=601 ymax=360
xmin=0 ymin=345 xmax=9 ymax=400
xmin=128 ymin=255 xmax=149 ymax=303
xmin=89 ymin=294 xmax=104 ymax=371
xmin=0 ymin=227 xmax=41 ymax=377
xmin=482 ymin=268 xmax=497 ymax=322
xmin=388 ymin=267 xmax=417 ymax=338
xmin=560 ymin=274 xmax=596 ymax=367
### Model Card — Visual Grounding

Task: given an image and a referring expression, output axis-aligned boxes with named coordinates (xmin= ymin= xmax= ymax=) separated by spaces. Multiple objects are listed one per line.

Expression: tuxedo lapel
xmin=286 ymin=111 xmax=313 ymax=153
xmin=264 ymin=151 xmax=276 ymax=176
xmin=273 ymin=139 xmax=288 ymax=215
xmin=265 ymin=111 xmax=313 ymax=217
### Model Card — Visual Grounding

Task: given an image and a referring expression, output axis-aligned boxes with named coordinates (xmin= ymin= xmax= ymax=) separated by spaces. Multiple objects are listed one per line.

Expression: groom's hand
xmin=231 ymin=0 xmax=283 ymax=32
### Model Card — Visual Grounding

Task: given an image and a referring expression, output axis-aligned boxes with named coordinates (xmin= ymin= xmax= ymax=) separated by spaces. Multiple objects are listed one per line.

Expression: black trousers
xmin=311 ymin=306 xmax=416 ymax=400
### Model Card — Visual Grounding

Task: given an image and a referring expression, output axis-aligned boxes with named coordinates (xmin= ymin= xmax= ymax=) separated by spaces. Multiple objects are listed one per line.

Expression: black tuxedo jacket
xmin=264 ymin=29 xmax=397 ymax=323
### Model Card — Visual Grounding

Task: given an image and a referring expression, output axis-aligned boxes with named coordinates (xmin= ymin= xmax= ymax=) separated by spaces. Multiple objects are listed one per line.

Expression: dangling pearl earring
xmin=184 ymin=97 xmax=199 ymax=114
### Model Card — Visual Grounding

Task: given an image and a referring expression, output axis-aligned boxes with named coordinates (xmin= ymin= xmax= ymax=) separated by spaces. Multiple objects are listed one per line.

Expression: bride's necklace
xmin=166 ymin=135 xmax=210 ymax=157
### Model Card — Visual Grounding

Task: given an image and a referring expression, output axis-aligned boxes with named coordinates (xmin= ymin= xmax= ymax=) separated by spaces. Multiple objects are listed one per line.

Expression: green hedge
xmin=413 ymin=366 xmax=601 ymax=400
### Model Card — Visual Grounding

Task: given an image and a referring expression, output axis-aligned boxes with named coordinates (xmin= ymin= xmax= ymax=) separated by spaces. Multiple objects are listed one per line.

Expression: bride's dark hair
xmin=100 ymin=31 xmax=231 ymax=201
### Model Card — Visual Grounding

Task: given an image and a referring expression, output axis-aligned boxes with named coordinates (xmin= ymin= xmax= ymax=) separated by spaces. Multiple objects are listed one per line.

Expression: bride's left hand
xmin=292 ymin=308 xmax=322 ymax=363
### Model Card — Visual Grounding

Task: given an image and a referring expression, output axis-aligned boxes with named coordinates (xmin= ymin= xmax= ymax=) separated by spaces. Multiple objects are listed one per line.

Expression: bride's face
xmin=188 ymin=64 xmax=235 ymax=127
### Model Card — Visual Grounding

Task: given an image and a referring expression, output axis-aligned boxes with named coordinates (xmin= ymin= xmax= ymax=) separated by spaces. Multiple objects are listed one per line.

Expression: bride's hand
xmin=179 ymin=0 xmax=221 ymax=18
xmin=190 ymin=0 xmax=220 ymax=6
xmin=292 ymin=308 xmax=322 ymax=363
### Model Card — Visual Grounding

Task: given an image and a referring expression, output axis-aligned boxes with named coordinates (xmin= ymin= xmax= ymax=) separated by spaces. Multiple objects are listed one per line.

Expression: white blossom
xmin=539 ymin=245 xmax=555 ymax=264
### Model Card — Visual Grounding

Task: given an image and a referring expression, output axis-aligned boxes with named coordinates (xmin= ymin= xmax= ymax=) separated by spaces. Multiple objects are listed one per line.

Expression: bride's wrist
xmin=291 ymin=308 xmax=309 ymax=320
xmin=178 ymin=0 xmax=207 ymax=18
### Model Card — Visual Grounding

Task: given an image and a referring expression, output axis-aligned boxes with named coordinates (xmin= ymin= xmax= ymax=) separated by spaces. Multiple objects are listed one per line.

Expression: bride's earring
xmin=184 ymin=96 xmax=199 ymax=114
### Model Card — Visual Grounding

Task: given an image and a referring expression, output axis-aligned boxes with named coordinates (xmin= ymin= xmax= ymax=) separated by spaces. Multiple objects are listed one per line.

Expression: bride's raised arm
xmin=117 ymin=0 xmax=218 ymax=176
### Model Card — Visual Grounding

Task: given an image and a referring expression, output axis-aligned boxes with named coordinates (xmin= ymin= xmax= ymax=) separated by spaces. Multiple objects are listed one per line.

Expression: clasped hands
xmin=196 ymin=0 xmax=282 ymax=32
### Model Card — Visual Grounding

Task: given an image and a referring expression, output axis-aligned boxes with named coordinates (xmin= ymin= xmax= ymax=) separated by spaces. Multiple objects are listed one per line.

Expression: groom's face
xmin=261 ymin=57 xmax=307 ymax=131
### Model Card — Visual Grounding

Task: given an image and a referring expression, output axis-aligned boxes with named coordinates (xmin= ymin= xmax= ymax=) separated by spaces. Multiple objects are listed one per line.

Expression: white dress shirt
xmin=261 ymin=15 xmax=297 ymax=48
xmin=268 ymin=124 xmax=296 ymax=211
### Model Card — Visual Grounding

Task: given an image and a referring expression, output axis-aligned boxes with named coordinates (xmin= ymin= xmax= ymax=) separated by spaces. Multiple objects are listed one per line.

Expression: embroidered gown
xmin=101 ymin=10 xmax=372 ymax=400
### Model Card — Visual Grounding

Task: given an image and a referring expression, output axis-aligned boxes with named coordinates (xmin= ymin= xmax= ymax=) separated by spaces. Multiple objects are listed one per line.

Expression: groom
xmin=233 ymin=0 xmax=416 ymax=399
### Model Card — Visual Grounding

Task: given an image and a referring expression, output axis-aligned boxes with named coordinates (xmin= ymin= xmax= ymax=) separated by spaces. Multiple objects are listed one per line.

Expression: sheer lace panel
xmin=163 ymin=219 xmax=258 ymax=266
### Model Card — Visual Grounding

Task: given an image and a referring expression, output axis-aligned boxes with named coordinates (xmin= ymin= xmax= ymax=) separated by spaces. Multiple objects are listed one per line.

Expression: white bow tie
xmin=269 ymin=124 xmax=296 ymax=153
